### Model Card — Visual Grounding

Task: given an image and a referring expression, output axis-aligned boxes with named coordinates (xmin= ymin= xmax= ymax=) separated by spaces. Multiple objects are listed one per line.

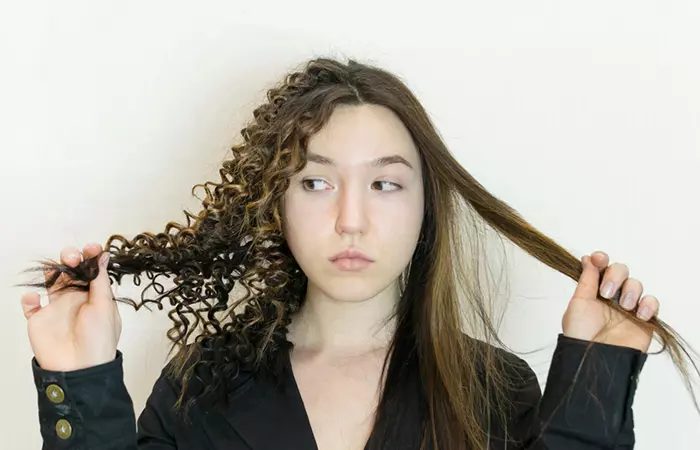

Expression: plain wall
xmin=2 ymin=1 xmax=699 ymax=448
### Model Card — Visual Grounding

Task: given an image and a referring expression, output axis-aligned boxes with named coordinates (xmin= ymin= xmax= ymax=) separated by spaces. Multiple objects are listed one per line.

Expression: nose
xmin=334 ymin=181 xmax=369 ymax=237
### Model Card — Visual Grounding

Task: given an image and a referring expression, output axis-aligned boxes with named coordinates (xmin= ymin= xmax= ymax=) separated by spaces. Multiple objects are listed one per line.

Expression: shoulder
xmin=462 ymin=333 xmax=542 ymax=408
xmin=463 ymin=333 xmax=538 ymax=382
xmin=460 ymin=334 xmax=544 ymax=443
xmin=152 ymin=335 xmax=259 ymax=410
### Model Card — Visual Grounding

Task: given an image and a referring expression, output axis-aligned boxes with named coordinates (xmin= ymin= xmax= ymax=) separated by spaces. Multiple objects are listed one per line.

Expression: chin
xmin=318 ymin=280 xmax=386 ymax=303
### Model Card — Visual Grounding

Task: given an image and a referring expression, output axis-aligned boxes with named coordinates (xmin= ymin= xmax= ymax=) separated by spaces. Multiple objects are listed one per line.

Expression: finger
xmin=21 ymin=292 xmax=42 ymax=320
xmin=599 ymin=262 xmax=630 ymax=300
xmin=45 ymin=246 xmax=82 ymax=304
xmin=590 ymin=251 xmax=610 ymax=271
xmin=82 ymin=243 xmax=103 ymax=261
xmin=619 ymin=278 xmax=643 ymax=311
xmin=42 ymin=265 xmax=58 ymax=286
xmin=89 ymin=251 xmax=114 ymax=307
xmin=636 ymin=295 xmax=659 ymax=321
xmin=573 ymin=255 xmax=601 ymax=299
xmin=61 ymin=245 xmax=82 ymax=267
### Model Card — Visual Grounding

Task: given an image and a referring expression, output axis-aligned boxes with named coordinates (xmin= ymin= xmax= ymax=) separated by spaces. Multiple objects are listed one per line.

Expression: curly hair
xmin=19 ymin=56 xmax=699 ymax=449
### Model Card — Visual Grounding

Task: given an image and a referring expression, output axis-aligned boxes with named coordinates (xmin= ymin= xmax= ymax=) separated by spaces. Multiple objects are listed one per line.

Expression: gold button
xmin=56 ymin=419 xmax=72 ymax=439
xmin=45 ymin=384 xmax=65 ymax=404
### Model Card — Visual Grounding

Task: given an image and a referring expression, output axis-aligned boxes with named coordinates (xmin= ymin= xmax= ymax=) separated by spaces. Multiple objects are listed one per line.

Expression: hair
xmin=20 ymin=56 xmax=699 ymax=449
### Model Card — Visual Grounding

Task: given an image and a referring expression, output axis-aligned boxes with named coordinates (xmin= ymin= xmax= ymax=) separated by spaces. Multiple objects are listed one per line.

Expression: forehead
xmin=305 ymin=104 xmax=420 ymax=169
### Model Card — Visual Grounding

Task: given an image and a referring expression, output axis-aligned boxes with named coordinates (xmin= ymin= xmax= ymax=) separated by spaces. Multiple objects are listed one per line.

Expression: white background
xmin=1 ymin=1 xmax=699 ymax=448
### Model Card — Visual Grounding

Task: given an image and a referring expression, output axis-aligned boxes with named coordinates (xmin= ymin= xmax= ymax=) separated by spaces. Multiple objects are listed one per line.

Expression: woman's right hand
xmin=21 ymin=243 xmax=122 ymax=372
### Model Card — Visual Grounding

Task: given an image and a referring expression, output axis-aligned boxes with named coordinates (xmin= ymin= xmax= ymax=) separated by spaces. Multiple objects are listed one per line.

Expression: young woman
xmin=20 ymin=57 xmax=696 ymax=449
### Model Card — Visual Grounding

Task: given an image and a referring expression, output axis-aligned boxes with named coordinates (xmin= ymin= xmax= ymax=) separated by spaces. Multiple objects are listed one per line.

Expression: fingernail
xmin=621 ymin=292 xmax=636 ymax=309
xmin=99 ymin=252 xmax=110 ymax=269
xmin=638 ymin=306 xmax=650 ymax=320
xmin=601 ymin=281 xmax=615 ymax=299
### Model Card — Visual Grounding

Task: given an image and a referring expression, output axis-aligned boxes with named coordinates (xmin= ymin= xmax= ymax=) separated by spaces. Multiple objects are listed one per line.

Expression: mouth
xmin=329 ymin=248 xmax=374 ymax=272
xmin=329 ymin=248 xmax=374 ymax=262
xmin=331 ymin=257 xmax=374 ymax=271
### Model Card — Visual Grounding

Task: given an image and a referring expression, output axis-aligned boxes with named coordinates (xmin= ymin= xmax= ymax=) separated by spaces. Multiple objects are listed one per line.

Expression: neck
xmin=287 ymin=281 xmax=400 ymax=357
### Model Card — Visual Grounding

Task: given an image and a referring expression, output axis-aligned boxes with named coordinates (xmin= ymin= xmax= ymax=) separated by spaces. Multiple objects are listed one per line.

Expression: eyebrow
xmin=306 ymin=152 xmax=414 ymax=170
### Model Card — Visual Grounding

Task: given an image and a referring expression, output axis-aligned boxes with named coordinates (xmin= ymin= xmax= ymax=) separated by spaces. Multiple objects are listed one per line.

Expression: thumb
xmin=89 ymin=252 xmax=114 ymax=305
xmin=21 ymin=291 xmax=43 ymax=320
xmin=572 ymin=255 xmax=601 ymax=300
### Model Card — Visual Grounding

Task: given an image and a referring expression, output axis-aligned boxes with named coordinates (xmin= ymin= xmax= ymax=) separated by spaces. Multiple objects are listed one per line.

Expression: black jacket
xmin=31 ymin=334 xmax=646 ymax=449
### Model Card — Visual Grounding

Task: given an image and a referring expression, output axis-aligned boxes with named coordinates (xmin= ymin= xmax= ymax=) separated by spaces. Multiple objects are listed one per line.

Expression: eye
xmin=301 ymin=179 xmax=402 ymax=192
xmin=301 ymin=179 xmax=332 ymax=191
xmin=372 ymin=180 xmax=402 ymax=192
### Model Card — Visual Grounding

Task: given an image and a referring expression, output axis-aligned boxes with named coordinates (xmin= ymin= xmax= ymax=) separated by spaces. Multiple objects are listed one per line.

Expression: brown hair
xmin=21 ymin=56 xmax=698 ymax=449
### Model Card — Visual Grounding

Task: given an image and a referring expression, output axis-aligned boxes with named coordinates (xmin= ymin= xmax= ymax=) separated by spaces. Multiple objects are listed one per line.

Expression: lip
xmin=329 ymin=248 xmax=374 ymax=262
xmin=332 ymin=257 xmax=373 ymax=271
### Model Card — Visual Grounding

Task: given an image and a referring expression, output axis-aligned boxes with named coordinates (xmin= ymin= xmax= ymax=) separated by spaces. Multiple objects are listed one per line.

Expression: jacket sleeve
xmin=505 ymin=333 xmax=648 ymax=450
xmin=32 ymin=350 xmax=179 ymax=449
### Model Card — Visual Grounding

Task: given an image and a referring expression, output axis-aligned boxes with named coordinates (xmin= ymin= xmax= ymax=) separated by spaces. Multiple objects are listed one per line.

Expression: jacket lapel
xmin=219 ymin=354 xmax=318 ymax=449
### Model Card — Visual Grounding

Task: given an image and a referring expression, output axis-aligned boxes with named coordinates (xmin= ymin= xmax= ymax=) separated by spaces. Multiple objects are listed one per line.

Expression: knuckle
xmin=625 ymin=277 xmax=643 ymax=291
xmin=61 ymin=247 xmax=80 ymax=259
xmin=607 ymin=263 xmax=629 ymax=282
xmin=614 ymin=262 xmax=630 ymax=275
xmin=60 ymin=247 xmax=83 ymax=266
xmin=640 ymin=294 xmax=658 ymax=307
xmin=61 ymin=245 xmax=79 ymax=254
xmin=648 ymin=295 xmax=660 ymax=308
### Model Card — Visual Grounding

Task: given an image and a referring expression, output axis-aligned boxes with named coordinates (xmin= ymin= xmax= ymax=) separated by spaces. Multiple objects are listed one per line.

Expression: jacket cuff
xmin=538 ymin=334 xmax=647 ymax=448
xmin=32 ymin=350 xmax=135 ymax=449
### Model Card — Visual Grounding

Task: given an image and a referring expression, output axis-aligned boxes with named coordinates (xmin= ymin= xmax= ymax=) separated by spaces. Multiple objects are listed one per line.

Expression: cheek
xmin=281 ymin=194 xmax=326 ymax=264
xmin=284 ymin=197 xmax=326 ymax=236
xmin=375 ymin=198 xmax=423 ymax=247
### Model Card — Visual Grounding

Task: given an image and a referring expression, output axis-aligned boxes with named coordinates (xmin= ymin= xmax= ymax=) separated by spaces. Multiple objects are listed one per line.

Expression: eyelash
xmin=300 ymin=179 xmax=403 ymax=192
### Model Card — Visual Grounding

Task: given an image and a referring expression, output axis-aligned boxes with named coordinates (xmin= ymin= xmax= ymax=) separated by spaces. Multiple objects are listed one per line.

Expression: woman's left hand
xmin=562 ymin=250 xmax=658 ymax=353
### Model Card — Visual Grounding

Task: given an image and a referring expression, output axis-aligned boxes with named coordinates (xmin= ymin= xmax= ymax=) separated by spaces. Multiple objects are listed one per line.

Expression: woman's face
xmin=282 ymin=103 xmax=425 ymax=303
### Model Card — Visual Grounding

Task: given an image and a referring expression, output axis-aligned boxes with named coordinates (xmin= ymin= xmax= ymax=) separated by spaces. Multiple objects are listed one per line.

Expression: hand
xmin=20 ymin=243 xmax=122 ymax=372
xmin=562 ymin=250 xmax=659 ymax=353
